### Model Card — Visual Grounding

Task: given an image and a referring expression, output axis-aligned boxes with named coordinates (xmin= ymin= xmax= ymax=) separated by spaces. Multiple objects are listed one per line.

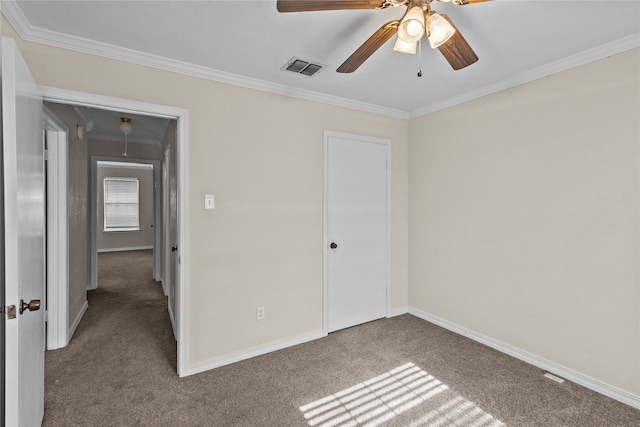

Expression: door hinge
xmin=44 ymin=149 xmax=49 ymax=161
xmin=45 ymin=310 xmax=49 ymax=322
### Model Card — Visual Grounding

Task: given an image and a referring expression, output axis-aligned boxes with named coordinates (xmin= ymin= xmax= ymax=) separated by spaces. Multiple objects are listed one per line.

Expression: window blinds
xmin=103 ymin=177 xmax=140 ymax=231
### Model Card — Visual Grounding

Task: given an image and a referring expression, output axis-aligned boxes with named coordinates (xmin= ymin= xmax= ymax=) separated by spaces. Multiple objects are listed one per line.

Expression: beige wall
xmin=96 ymin=164 xmax=155 ymax=251
xmin=409 ymin=48 xmax=640 ymax=396
xmin=43 ymin=102 xmax=89 ymax=331
xmin=1 ymin=18 xmax=409 ymax=365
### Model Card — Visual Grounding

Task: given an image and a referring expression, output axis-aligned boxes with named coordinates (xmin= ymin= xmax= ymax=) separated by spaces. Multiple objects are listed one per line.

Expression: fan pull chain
xmin=417 ymin=39 xmax=423 ymax=77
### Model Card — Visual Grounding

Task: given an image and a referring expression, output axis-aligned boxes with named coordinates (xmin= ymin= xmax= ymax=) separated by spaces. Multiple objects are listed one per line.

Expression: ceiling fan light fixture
xmin=426 ymin=12 xmax=456 ymax=48
xmin=397 ymin=6 xmax=425 ymax=43
xmin=393 ymin=36 xmax=417 ymax=54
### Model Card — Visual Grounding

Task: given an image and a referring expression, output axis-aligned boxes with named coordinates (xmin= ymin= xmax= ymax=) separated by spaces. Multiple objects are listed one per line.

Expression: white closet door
xmin=325 ymin=131 xmax=389 ymax=333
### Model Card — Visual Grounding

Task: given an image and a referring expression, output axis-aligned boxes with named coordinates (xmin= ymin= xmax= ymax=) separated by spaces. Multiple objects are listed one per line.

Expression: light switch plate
xmin=204 ymin=194 xmax=215 ymax=210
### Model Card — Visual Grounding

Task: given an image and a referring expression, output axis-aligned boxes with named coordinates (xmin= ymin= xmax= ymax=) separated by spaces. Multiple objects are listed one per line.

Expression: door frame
xmin=90 ymin=157 xmax=160 ymax=287
xmin=162 ymin=145 xmax=170 ymax=298
xmin=322 ymin=130 xmax=391 ymax=335
xmin=43 ymin=106 xmax=69 ymax=350
xmin=40 ymin=86 xmax=191 ymax=377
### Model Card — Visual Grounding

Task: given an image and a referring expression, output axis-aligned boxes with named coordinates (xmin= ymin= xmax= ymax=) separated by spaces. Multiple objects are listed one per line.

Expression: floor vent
xmin=283 ymin=57 xmax=324 ymax=77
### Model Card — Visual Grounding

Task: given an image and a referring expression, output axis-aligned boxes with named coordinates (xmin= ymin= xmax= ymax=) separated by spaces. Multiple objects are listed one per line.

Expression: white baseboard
xmin=187 ymin=330 xmax=325 ymax=376
xmin=389 ymin=306 xmax=409 ymax=317
xmin=68 ymin=300 xmax=89 ymax=342
xmin=168 ymin=304 xmax=176 ymax=341
xmin=408 ymin=307 xmax=640 ymax=410
xmin=98 ymin=245 xmax=153 ymax=253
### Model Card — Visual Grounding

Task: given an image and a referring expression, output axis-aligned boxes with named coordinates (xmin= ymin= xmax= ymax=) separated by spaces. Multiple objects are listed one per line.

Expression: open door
xmin=1 ymin=37 xmax=46 ymax=426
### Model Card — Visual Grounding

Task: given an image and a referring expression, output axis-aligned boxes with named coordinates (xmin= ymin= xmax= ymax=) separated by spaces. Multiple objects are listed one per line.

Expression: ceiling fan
xmin=277 ymin=0 xmax=489 ymax=73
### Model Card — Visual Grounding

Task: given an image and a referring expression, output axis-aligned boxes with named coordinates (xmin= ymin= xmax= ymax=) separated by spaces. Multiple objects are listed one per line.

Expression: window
xmin=103 ymin=177 xmax=140 ymax=232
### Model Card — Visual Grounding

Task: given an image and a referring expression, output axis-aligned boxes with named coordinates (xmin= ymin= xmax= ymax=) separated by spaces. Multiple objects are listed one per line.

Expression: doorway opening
xmin=41 ymin=88 xmax=190 ymax=377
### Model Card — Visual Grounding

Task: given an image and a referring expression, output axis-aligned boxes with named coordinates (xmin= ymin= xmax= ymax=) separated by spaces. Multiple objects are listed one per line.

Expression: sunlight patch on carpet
xmin=299 ymin=362 xmax=504 ymax=427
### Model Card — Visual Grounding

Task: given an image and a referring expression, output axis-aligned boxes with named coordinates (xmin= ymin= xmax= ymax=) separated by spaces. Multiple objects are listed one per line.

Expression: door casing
xmin=90 ymin=157 xmax=161 ymax=289
xmin=40 ymin=86 xmax=191 ymax=377
xmin=43 ymin=106 xmax=69 ymax=350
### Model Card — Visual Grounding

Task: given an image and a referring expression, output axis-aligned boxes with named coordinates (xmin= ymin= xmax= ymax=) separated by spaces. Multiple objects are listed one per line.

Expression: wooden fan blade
xmin=337 ymin=21 xmax=399 ymax=73
xmin=437 ymin=14 xmax=478 ymax=70
xmin=277 ymin=0 xmax=384 ymax=13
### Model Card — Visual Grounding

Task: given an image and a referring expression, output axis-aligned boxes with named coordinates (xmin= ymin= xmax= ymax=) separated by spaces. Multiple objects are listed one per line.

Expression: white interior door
xmin=167 ymin=144 xmax=178 ymax=339
xmin=325 ymin=131 xmax=389 ymax=333
xmin=1 ymin=37 xmax=46 ymax=426
xmin=162 ymin=146 xmax=170 ymax=297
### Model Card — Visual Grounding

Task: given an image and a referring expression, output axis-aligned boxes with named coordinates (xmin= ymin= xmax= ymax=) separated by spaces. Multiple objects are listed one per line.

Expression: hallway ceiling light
xmin=120 ymin=117 xmax=132 ymax=157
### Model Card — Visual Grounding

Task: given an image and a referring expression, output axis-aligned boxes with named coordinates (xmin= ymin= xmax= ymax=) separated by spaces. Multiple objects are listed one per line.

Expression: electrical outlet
xmin=256 ymin=306 xmax=265 ymax=321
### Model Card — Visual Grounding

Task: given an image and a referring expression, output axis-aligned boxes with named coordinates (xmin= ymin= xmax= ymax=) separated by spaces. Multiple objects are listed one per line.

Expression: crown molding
xmin=1 ymin=1 xmax=410 ymax=120
xmin=410 ymin=33 xmax=640 ymax=119
xmin=3 ymin=1 xmax=638 ymax=121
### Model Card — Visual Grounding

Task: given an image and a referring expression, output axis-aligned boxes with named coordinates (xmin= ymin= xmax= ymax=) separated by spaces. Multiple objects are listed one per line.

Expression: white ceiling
xmin=6 ymin=0 xmax=640 ymax=118
xmin=72 ymin=105 xmax=170 ymax=146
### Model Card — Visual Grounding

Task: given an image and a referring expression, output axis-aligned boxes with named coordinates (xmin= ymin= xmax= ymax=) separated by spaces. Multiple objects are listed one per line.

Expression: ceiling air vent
xmin=283 ymin=57 xmax=324 ymax=77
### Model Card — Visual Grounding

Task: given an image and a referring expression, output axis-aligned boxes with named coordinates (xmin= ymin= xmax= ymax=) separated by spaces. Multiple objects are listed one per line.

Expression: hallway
xmin=43 ymin=250 xmax=176 ymax=425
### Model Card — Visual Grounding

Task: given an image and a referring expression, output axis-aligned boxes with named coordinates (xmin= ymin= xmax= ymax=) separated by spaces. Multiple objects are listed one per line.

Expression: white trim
xmin=388 ymin=306 xmax=408 ymax=318
xmin=40 ymin=86 xmax=190 ymax=378
xmin=410 ymin=34 xmax=640 ymax=118
xmin=43 ymin=107 xmax=69 ymax=350
xmin=97 ymin=245 xmax=153 ymax=253
xmin=187 ymin=330 xmax=324 ymax=377
xmin=176 ymin=111 xmax=190 ymax=377
xmin=67 ymin=300 xmax=88 ymax=342
xmin=162 ymin=145 xmax=171 ymax=298
xmin=408 ymin=307 xmax=640 ymax=410
xmin=98 ymin=161 xmax=154 ymax=170
xmin=4 ymin=1 xmax=638 ymax=120
xmin=39 ymin=86 xmax=182 ymax=120
xmin=168 ymin=301 xmax=176 ymax=341
xmin=323 ymin=130 xmax=391 ymax=335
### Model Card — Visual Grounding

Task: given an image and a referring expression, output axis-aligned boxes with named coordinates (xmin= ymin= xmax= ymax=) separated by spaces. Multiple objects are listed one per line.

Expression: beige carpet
xmin=43 ymin=250 xmax=640 ymax=426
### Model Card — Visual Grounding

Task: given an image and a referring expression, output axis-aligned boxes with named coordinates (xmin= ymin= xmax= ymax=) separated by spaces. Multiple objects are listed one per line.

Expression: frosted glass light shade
xmin=397 ymin=6 xmax=425 ymax=43
xmin=119 ymin=117 xmax=133 ymax=135
xmin=393 ymin=36 xmax=417 ymax=54
xmin=426 ymin=13 xmax=456 ymax=48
